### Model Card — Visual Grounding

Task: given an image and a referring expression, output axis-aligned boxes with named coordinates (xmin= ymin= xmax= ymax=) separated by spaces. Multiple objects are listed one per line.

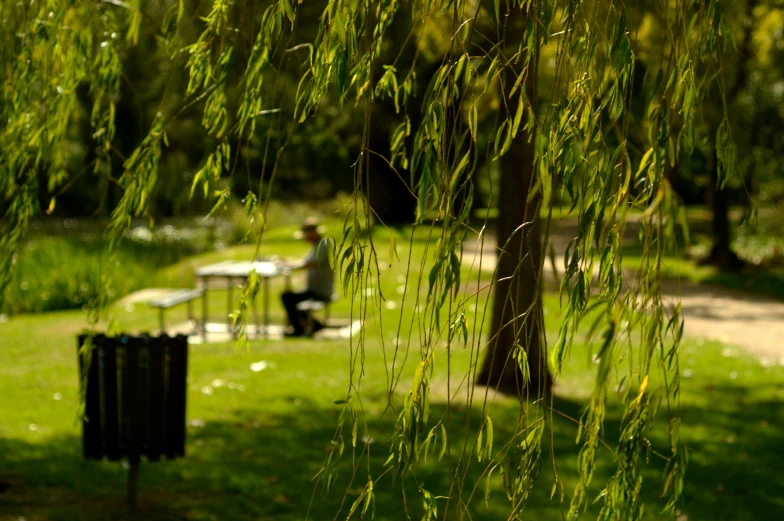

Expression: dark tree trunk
xmin=364 ymin=59 xmax=445 ymax=224
xmin=703 ymin=151 xmax=743 ymax=269
xmin=476 ymin=67 xmax=552 ymax=397
xmin=665 ymin=161 xmax=683 ymax=202
xmin=366 ymin=136 xmax=417 ymax=223
xmin=702 ymin=0 xmax=756 ymax=270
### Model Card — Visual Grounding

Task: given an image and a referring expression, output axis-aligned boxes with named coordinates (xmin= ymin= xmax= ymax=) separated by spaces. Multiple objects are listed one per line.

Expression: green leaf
xmin=428 ymin=259 xmax=442 ymax=296
xmin=511 ymin=92 xmax=525 ymax=138
xmin=493 ymin=120 xmax=507 ymax=158
xmin=521 ymin=423 xmax=541 ymax=450
xmin=450 ymin=150 xmax=471 ymax=191
xmin=469 ymin=104 xmax=478 ymax=142
xmin=519 ymin=344 xmax=531 ymax=385
xmin=477 ymin=422 xmax=483 ymax=462
xmin=485 ymin=464 xmax=496 ymax=506
xmin=486 ymin=416 xmax=494 ymax=459
xmin=388 ymin=234 xmax=397 ymax=268
xmin=363 ymin=480 xmax=374 ymax=515
xmin=438 ymin=423 xmax=447 ymax=460
xmin=280 ymin=0 xmax=295 ymax=24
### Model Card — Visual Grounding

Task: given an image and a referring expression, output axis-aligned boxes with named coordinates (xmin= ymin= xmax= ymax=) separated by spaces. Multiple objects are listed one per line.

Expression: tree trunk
xmin=702 ymin=0 xmax=756 ymax=270
xmin=365 ymin=63 xmax=446 ymax=224
xmin=703 ymin=151 xmax=743 ymax=269
xmin=366 ymin=154 xmax=417 ymax=224
xmin=665 ymin=161 xmax=682 ymax=201
xmin=476 ymin=98 xmax=552 ymax=398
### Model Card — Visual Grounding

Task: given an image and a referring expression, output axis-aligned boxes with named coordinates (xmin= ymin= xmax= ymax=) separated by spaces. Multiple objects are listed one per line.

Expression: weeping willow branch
xmin=0 ymin=0 xmax=738 ymax=520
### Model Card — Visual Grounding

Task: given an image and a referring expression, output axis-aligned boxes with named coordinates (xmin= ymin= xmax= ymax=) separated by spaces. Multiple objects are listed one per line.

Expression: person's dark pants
xmin=281 ymin=290 xmax=326 ymax=335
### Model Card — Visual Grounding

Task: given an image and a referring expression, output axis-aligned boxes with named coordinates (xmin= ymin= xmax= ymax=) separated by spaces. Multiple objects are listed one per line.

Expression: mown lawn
xmin=1 ymin=224 xmax=782 ymax=521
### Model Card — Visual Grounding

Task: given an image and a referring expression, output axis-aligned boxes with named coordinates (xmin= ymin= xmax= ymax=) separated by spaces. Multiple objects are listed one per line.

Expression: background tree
xmin=700 ymin=0 xmax=757 ymax=268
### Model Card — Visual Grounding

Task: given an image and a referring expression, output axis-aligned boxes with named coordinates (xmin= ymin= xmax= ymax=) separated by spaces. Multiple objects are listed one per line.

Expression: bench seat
xmin=148 ymin=288 xmax=204 ymax=309
xmin=296 ymin=299 xmax=327 ymax=312
xmin=148 ymin=288 xmax=204 ymax=333
xmin=296 ymin=296 xmax=337 ymax=336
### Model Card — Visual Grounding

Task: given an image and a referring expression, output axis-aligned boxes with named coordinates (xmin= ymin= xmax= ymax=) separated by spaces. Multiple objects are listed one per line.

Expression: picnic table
xmin=194 ymin=260 xmax=291 ymax=340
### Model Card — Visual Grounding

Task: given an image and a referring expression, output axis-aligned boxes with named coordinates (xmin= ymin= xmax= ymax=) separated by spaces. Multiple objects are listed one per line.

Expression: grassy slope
xmin=1 ymin=226 xmax=782 ymax=521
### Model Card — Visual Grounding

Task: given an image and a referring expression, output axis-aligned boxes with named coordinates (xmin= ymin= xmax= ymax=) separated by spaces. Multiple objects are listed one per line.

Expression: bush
xmin=3 ymin=219 xmax=239 ymax=315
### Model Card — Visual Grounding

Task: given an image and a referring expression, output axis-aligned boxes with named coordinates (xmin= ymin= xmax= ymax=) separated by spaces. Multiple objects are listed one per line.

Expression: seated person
xmin=279 ymin=218 xmax=334 ymax=337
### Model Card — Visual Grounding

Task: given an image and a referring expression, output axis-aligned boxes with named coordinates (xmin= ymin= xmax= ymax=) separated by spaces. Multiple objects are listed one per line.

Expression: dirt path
xmin=462 ymin=237 xmax=784 ymax=362
xmin=662 ymin=282 xmax=784 ymax=362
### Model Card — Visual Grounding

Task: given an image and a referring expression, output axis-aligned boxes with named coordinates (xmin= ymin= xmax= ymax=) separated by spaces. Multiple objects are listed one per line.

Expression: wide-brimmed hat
xmin=293 ymin=217 xmax=325 ymax=238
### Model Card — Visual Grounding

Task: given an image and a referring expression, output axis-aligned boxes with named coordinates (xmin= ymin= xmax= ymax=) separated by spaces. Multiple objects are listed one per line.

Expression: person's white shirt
xmin=303 ymin=237 xmax=334 ymax=300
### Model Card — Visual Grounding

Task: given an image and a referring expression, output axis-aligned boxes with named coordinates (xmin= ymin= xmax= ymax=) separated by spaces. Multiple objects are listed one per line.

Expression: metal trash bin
xmin=77 ymin=333 xmax=188 ymax=509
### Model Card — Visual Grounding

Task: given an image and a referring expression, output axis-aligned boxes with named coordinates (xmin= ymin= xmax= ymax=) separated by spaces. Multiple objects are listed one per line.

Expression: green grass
xmin=1 ymin=232 xmax=783 ymax=521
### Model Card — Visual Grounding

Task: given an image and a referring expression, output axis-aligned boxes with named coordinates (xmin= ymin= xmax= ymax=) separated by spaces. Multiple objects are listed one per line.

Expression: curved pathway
xmin=462 ymin=236 xmax=784 ymax=362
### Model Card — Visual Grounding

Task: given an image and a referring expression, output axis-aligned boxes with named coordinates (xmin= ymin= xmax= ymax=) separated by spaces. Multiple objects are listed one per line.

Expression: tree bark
xmin=364 ymin=60 xmax=445 ymax=224
xmin=476 ymin=84 xmax=552 ymax=398
xmin=366 ymin=149 xmax=418 ymax=223
xmin=703 ymin=150 xmax=743 ymax=269
xmin=703 ymin=0 xmax=757 ymax=269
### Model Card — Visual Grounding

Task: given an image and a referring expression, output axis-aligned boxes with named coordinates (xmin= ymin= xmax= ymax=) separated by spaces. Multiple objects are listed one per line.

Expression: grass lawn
xmin=1 ymin=225 xmax=783 ymax=521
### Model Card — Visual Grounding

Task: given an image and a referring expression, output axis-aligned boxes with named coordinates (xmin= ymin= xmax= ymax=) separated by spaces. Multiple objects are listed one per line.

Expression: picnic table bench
xmin=296 ymin=294 xmax=337 ymax=335
xmin=148 ymin=288 xmax=204 ymax=335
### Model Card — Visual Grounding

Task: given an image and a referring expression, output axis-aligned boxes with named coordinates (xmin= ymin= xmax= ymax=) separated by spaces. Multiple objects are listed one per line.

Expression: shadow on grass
xmin=675 ymin=385 xmax=784 ymax=520
xmin=0 ymin=390 xmax=781 ymax=521
xmin=698 ymin=267 xmax=784 ymax=301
